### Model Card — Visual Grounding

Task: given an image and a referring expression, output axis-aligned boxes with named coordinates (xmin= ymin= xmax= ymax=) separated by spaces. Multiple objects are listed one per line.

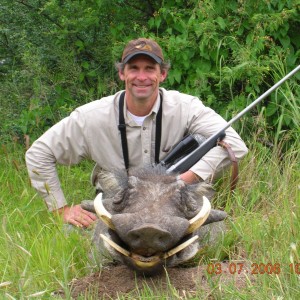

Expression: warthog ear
xmin=203 ymin=209 xmax=227 ymax=225
xmin=92 ymin=169 xmax=124 ymax=198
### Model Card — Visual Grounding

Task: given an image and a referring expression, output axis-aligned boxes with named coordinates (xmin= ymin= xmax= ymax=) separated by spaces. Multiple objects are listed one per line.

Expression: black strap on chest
xmin=118 ymin=91 xmax=163 ymax=170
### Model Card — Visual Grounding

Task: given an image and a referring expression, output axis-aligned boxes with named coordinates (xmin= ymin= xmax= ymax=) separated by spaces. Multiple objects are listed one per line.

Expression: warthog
xmin=81 ymin=167 xmax=227 ymax=275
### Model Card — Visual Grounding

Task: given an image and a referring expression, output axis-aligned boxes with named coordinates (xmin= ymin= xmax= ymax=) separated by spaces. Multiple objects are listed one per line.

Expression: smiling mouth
xmin=134 ymin=85 xmax=150 ymax=89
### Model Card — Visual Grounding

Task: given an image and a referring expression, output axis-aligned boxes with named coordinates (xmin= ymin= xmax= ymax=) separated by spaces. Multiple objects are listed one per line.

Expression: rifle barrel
xmin=167 ymin=64 xmax=300 ymax=174
xmin=226 ymin=64 xmax=300 ymax=129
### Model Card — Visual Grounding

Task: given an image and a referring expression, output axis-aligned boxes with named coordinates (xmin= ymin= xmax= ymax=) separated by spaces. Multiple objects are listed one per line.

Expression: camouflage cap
xmin=121 ymin=38 xmax=164 ymax=64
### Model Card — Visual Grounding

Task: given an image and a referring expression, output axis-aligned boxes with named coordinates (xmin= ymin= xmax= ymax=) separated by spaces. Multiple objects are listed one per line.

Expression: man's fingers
xmin=76 ymin=211 xmax=96 ymax=227
xmin=64 ymin=205 xmax=97 ymax=227
xmin=68 ymin=215 xmax=93 ymax=228
xmin=68 ymin=219 xmax=84 ymax=228
xmin=80 ymin=207 xmax=98 ymax=221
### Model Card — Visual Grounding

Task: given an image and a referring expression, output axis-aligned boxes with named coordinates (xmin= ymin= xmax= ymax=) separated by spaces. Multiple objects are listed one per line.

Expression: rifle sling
xmin=217 ymin=140 xmax=239 ymax=191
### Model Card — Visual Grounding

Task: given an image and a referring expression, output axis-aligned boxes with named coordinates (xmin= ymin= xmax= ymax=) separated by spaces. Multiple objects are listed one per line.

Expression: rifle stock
xmin=166 ymin=64 xmax=300 ymax=174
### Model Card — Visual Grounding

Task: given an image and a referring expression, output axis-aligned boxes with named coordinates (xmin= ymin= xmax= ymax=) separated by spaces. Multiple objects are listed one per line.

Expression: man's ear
xmin=119 ymin=69 xmax=125 ymax=81
xmin=160 ymin=69 xmax=168 ymax=82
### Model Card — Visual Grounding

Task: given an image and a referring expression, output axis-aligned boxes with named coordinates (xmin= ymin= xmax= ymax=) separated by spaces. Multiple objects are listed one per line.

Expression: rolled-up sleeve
xmin=25 ymin=110 xmax=90 ymax=211
xmin=187 ymin=98 xmax=248 ymax=181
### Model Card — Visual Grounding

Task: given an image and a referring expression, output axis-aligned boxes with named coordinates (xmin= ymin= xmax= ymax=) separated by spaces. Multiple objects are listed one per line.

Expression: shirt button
xmin=144 ymin=150 xmax=148 ymax=153
xmin=143 ymin=127 xmax=146 ymax=130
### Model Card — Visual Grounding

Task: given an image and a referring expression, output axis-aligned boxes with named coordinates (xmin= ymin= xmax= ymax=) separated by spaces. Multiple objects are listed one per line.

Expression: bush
xmin=0 ymin=0 xmax=299 ymax=148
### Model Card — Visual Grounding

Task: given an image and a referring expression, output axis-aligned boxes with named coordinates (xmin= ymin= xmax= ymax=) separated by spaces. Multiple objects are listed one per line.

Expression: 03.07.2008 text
xmin=206 ymin=262 xmax=300 ymax=275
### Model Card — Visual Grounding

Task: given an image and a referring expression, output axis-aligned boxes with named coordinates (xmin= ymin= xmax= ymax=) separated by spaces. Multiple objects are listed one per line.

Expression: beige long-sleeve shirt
xmin=25 ymin=88 xmax=248 ymax=211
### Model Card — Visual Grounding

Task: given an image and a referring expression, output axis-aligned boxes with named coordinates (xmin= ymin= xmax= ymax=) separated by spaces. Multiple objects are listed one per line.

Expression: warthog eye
xmin=112 ymin=189 xmax=127 ymax=212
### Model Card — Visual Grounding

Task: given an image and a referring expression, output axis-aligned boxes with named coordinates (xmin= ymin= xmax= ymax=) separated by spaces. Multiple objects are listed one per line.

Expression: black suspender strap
xmin=155 ymin=94 xmax=163 ymax=164
xmin=118 ymin=91 xmax=129 ymax=170
xmin=118 ymin=91 xmax=163 ymax=170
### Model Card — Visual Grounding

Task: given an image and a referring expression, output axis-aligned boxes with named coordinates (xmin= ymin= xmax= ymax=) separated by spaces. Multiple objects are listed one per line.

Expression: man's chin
xmin=135 ymin=95 xmax=151 ymax=102
xmin=132 ymin=90 xmax=157 ymax=101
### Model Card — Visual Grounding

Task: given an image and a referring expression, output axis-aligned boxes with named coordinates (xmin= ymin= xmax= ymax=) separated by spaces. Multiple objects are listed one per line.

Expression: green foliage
xmin=0 ymin=0 xmax=299 ymax=148
xmin=148 ymin=0 xmax=299 ymax=123
xmin=0 ymin=0 xmax=155 ymax=141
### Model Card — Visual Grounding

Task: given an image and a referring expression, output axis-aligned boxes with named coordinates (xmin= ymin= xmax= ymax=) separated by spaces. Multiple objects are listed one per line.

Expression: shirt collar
xmin=124 ymin=91 xmax=162 ymax=125
xmin=149 ymin=92 xmax=161 ymax=115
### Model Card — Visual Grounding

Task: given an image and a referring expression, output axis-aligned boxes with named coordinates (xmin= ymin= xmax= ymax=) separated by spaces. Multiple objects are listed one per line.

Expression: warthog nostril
xmin=127 ymin=226 xmax=172 ymax=251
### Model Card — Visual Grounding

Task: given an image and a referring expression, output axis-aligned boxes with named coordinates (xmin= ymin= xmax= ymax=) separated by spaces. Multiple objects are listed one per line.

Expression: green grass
xmin=0 ymin=135 xmax=299 ymax=299
xmin=0 ymin=144 xmax=95 ymax=299
xmin=213 ymin=139 xmax=300 ymax=299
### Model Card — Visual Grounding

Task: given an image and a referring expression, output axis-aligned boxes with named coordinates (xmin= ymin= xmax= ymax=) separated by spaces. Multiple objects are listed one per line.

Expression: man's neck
xmin=126 ymin=93 xmax=158 ymax=116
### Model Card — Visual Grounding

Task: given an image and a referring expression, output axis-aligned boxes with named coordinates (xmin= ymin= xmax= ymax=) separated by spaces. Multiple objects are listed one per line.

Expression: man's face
xmin=119 ymin=55 xmax=167 ymax=103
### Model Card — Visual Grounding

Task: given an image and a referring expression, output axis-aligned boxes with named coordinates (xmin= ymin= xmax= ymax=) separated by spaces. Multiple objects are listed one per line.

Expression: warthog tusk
xmin=94 ymin=193 xmax=115 ymax=230
xmin=100 ymin=234 xmax=130 ymax=257
xmin=100 ymin=233 xmax=199 ymax=269
xmin=186 ymin=196 xmax=211 ymax=234
xmin=100 ymin=234 xmax=161 ymax=268
xmin=162 ymin=235 xmax=199 ymax=259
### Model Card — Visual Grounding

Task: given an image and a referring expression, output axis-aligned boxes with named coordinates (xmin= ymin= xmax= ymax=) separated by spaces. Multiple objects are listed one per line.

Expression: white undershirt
xmin=127 ymin=111 xmax=147 ymax=126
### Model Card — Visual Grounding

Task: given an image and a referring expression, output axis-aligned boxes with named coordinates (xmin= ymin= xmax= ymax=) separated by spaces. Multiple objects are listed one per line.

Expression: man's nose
xmin=136 ymin=70 xmax=147 ymax=81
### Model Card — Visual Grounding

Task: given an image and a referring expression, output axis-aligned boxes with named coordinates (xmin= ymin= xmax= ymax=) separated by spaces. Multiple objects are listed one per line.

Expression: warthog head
xmin=82 ymin=167 xmax=227 ymax=274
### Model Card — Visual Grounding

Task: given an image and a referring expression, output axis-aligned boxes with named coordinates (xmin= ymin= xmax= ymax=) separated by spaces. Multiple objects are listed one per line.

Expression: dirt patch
xmin=54 ymin=261 xmax=254 ymax=299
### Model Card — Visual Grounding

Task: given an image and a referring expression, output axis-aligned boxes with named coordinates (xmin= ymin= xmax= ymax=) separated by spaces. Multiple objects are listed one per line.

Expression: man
xmin=25 ymin=38 xmax=248 ymax=228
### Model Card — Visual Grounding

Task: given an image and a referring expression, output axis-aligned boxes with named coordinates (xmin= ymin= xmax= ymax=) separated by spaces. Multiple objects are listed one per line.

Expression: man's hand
xmin=55 ymin=205 xmax=98 ymax=228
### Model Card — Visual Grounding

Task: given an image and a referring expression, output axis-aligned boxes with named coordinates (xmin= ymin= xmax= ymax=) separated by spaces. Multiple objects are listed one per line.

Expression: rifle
xmin=163 ymin=65 xmax=300 ymax=174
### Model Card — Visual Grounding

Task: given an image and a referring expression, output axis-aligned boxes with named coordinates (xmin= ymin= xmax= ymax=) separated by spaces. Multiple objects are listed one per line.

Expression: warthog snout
xmin=127 ymin=225 xmax=172 ymax=254
xmin=111 ymin=213 xmax=190 ymax=255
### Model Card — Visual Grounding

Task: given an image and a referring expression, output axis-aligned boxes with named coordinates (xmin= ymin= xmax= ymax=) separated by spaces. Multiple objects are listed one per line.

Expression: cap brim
xmin=123 ymin=51 xmax=162 ymax=64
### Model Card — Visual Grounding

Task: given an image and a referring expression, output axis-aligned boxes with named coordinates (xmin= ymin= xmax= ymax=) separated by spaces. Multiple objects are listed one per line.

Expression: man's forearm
xmin=25 ymin=141 xmax=67 ymax=211
xmin=190 ymin=128 xmax=248 ymax=182
xmin=180 ymin=170 xmax=202 ymax=184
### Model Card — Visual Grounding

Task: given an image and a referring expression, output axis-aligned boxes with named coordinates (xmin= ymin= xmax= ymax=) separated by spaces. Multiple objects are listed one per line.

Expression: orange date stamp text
xmin=206 ymin=262 xmax=300 ymax=275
